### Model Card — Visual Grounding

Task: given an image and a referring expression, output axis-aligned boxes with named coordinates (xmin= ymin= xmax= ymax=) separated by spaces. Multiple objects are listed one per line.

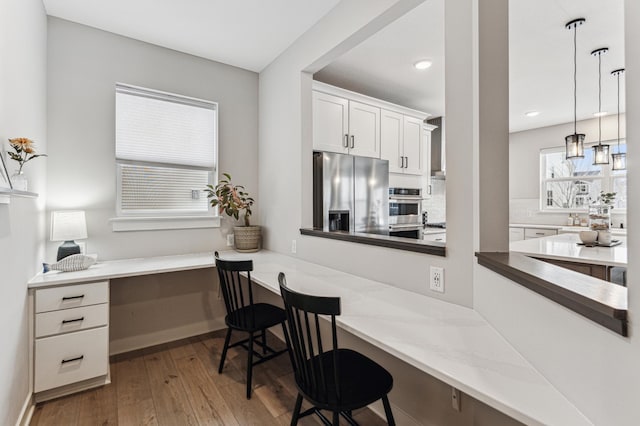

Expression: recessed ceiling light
xmin=414 ymin=60 xmax=432 ymax=70
xmin=524 ymin=111 xmax=540 ymax=117
xmin=593 ymin=111 xmax=607 ymax=117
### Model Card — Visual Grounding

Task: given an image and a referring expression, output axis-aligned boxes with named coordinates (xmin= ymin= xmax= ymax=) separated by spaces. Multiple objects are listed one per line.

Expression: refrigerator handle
xmin=350 ymin=135 xmax=355 ymax=149
xmin=344 ymin=134 xmax=349 ymax=148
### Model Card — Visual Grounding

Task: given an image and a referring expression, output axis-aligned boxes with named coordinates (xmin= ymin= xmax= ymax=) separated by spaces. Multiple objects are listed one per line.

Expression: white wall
xmin=46 ymin=17 xmax=259 ymax=261
xmin=510 ymin=115 xmax=628 ymax=227
xmin=46 ymin=17 xmax=258 ymax=353
xmin=259 ymin=0 xmax=474 ymax=309
xmin=474 ymin=1 xmax=640 ymax=424
xmin=0 ymin=0 xmax=47 ymax=424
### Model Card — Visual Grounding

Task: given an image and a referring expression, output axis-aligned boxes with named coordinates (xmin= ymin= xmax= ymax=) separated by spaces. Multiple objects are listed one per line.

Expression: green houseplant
xmin=205 ymin=173 xmax=261 ymax=252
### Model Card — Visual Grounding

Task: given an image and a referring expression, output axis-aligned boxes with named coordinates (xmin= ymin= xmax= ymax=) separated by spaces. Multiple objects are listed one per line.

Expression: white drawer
xmin=36 ymin=281 xmax=109 ymax=313
xmin=423 ymin=232 xmax=446 ymax=242
xmin=509 ymin=227 xmax=525 ymax=241
xmin=524 ymin=228 xmax=558 ymax=239
xmin=35 ymin=326 xmax=109 ymax=393
xmin=36 ymin=304 xmax=109 ymax=338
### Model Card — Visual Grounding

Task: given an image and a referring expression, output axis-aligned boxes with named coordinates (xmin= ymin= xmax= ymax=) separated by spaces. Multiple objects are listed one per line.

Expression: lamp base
xmin=57 ymin=240 xmax=80 ymax=261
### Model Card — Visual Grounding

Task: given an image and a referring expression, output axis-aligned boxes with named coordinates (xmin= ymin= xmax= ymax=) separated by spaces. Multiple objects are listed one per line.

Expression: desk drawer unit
xmin=35 ymin=281 xmax=108 ymax=313
xmin=35 ymin=304 xmax=109 ymax=338
xmin=34 ymin=326 xmax=109 ymax=392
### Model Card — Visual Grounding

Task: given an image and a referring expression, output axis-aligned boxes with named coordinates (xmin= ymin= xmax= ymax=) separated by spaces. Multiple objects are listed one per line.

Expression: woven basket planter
xmin=233 ymin=226 xmax=261 ymax=252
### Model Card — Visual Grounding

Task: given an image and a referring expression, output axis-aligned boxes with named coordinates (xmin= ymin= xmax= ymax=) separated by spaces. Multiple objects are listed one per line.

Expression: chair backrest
xmin=278 ymin=272 xmax=342 ymax=403
xmin=215 ymin=252 xmax=255 ymax=323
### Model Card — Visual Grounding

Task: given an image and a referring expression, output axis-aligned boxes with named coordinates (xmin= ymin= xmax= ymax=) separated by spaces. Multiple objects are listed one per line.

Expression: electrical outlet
xmin=227 ymin=234 xmax=234 ymax=246
xmin=430 ymin=266 xmax=444 ymax=293
xmin=451 ymin=387 xmax=461 ymax=411
xmin=291 ymin=239 xmax=297 ymax=254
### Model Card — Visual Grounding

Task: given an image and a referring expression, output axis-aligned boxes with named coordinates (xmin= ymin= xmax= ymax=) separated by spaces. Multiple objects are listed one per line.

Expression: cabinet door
xmin=402 ymin=116 xmax=423 ymax=175
xmin=348 ymin=101 xmax=380 ymax=158
xmin=380 ymin=109 xmax=404 ymax=173
xmin=509 ymin=227 xmax=525 ymax=241
xmin=312 ymin=91 xmax=349 ymax=154
xmin=524 ymin=228 xmax=558 ymax=239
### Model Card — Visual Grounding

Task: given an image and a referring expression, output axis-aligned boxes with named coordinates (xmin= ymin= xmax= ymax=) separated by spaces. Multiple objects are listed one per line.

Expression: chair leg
xmin=332 ymin=411 xmax=340 ymax=426
xmin=262 ymin=329 xmax=267 ymax=354
xmin=290 ymin=393 xmax=303 ymax=426
xmin=246 ymin=333 xmax=254 ymax=399
xmin=218 ymin=328 xmax=232 ymax=374
xmin=382 ymin=395 xmax=395 ymax=426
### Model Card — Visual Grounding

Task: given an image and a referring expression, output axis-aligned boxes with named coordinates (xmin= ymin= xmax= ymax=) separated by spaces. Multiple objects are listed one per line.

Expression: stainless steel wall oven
xmin=389 ymin=188 xmax=423 ymax=239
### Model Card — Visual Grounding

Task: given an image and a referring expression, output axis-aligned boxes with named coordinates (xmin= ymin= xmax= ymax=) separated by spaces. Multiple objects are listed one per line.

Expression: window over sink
xmin=540 ymin=141 xmax=626 ymax=211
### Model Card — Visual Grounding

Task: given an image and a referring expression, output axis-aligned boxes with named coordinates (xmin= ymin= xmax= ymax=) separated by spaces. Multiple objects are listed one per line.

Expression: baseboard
xmin=15 ymin=393 xmax=35 ymax=426
xmin=109 ymin=320 xmax=226 ymax=355
xmin=368 ymin=399 xmax=422 ymax=426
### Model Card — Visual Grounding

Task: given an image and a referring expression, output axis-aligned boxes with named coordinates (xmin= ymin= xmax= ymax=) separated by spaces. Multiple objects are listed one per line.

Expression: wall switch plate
xmin=291 ymin=239 xmax=297 ymax=254
xmin=227 ymin=234 xmax=234 ymax=246
xmin=430 ymin=266 xmax=444 ymax=293
xmin=451 ymin=387 xmax=461 ymax=411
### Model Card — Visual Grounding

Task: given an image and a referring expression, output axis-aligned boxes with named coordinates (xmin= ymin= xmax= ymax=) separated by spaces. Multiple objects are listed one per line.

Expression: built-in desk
xmin=28 ymin=251 xmax=589 ymax=425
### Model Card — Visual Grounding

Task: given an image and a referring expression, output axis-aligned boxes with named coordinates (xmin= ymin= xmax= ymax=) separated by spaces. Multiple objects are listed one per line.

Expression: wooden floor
xmin=30 ymin=329 xmax=386 ymax=426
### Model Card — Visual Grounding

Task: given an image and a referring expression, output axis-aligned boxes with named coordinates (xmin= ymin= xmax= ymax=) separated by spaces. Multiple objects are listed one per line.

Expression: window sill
xmin=475 ymin=251 xmax=628 ymax=336
xmin=110 ymin=216 xmax=220 ymax=232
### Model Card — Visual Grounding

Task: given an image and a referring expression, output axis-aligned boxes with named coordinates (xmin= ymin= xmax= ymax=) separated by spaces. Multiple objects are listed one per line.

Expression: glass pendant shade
xmin=611 ymin=152 xmax=626 ymax=170
xmin=592 ymin=143 xmax=610 ymax=165
xmin=565 ymin=133 xmax=585 ymax=159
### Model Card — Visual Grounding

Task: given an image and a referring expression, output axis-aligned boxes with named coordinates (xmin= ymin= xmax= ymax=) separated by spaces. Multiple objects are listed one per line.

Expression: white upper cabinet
xmin=312 ymin=91 xmax=349 ymax=154
xmin=348 ymin=101 xmax=380 ymax=158
xmin=380 ymin=110 xmax=403 ymax=173
xmin=312 ymin=82 xmax=430 ymax=162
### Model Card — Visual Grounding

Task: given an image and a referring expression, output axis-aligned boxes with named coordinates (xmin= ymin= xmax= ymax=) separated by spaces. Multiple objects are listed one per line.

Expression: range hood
xmin=427 ymin=117 xmax=445 ymax=179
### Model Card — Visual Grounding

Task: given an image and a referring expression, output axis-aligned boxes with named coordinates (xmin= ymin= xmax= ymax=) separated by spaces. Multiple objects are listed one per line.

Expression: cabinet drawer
xmin=423 ymin=232 xmax=446 ymax=242
xmin=35 ymin=326 xmax=108 ymax=393
xmin=509 ymin=227 xmax=525 ymax=241
xmin=524 ymin=228 xmax=558 ymax=239
xmin=36 ymin=304 xmax=109 ymax=338
xmin=36 ymin=281 xmax=109 ymax=313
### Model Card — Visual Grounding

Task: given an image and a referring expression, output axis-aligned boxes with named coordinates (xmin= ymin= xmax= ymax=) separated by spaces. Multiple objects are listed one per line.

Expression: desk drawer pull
xmin=61 ymin=355 xmax=84 ymax=364
xmin=62 ymin=317 xmax=85 ymax=324
xmin=62 ymin=295 xmax=85 ymax=301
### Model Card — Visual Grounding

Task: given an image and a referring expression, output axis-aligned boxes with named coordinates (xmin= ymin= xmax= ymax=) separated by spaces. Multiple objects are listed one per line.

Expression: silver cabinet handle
xmin=344 ymin=134 xmax=349 ymax=148
xmin=404 ymin=157 xmax=408 ymax=168
xmin=350 ymin=135 xmax=355 ymax=149
xmin=399 ymin=157 xmax=404 ymax=168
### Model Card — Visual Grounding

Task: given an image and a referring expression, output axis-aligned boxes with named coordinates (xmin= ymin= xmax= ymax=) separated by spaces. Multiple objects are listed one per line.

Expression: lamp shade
xmin=51 ymin=211 xmax=88 ymax=241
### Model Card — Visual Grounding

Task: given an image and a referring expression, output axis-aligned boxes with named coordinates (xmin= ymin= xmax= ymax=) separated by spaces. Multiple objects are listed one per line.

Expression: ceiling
xmin=43 ymin=0 xmax=625 ymax=133
xmin=42 ymin=0 xmax=341 ymax=72
xmin=314 ymin=0 xmax=625 ymax=133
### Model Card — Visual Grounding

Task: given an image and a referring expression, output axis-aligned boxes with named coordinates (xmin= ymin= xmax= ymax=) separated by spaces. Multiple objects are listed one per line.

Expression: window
xmin=540 ymin=142 xmax=626 ymax=211
xmin=115 ymin=84 xmax=218 ymax=221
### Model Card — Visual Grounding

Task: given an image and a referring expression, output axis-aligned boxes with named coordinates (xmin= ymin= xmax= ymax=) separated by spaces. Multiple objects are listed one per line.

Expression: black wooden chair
xmin=278 ymin=272 xmax=395 ymax=426
xmin=214 ymin=252 xmax=288 ymax=399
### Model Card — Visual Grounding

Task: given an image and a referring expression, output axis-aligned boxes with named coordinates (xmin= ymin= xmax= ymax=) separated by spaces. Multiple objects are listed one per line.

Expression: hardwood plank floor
xmin=30 ymin=330 xmax=386 ymax=426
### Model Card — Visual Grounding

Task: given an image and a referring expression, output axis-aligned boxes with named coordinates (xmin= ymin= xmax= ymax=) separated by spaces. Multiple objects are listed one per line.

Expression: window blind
xmin=118 ymin=164 xmax=210 ymax=213
xmin=115 ymin=84 xmax=217 ymax=168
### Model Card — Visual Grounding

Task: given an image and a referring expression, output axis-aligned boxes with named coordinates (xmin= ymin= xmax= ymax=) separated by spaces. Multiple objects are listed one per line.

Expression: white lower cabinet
xmin=33 ymin=281 xmax=110 ymax=398
xmin=509 ymin=227 xmax=525 ymax=242
xmin=35 ymin=326 xmax=109 ymax=392
xmin=510 ymin=226 xmax=558 ymax=241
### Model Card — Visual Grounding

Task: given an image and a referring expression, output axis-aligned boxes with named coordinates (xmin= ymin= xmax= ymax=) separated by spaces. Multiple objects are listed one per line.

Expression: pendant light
xmin=611 ymin=68 xmax=626 ymax=170
xmin=565 ymin=18 xmax=586 ymax=159
xmin=591 ymin=47 xmax=610 ymax=165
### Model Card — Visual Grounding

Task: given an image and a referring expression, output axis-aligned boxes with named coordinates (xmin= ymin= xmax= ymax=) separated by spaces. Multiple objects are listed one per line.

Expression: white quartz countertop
xmin=28 ymin=250 xmax=590 ymax=425
xmin=510 ymin=233 xmax=627 ymax=267
xmin=220 ymin=250 xmax=590 ymax=426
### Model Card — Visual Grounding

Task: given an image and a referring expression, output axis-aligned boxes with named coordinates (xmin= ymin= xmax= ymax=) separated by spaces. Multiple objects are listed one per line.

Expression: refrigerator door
xmin=319 ymin=152 xmax=354 ymax=232
xmin=354 ymin=156 xmax=389 ymax=234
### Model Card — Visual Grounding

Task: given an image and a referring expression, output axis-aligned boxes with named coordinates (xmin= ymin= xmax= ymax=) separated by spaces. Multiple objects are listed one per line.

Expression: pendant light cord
xmin=573 ymin=23 xmax=578 ymax=135
xmin=617 ymin=71 xmax=621 ymax=152
xmin=598 ymin=52 xmax=602 ymax=146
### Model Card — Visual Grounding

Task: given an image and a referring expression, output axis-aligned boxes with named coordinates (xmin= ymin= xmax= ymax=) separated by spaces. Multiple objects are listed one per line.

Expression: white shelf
xmin=0 ymin=188 xmax=39 ymax=204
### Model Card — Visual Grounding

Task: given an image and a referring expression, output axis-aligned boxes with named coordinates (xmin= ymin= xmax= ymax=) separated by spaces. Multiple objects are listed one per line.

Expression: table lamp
xmin=51 ymin=210 xmax=88 ymax=261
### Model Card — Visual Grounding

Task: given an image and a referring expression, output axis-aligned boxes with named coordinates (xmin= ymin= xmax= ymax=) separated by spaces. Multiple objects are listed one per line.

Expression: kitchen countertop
xmin=510 ymin=233 xmax=627 ymax=267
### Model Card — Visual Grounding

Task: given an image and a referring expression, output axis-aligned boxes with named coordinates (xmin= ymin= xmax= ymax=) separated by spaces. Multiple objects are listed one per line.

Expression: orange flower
xmin=24 ymin=146 xmax=35 ymax=154
xmin=9 ymin=137 xmax=34 ymax=149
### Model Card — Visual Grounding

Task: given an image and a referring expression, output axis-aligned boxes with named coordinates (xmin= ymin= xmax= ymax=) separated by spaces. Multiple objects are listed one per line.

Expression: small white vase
xmin=11 ymin=171 xmax=28 ymax=191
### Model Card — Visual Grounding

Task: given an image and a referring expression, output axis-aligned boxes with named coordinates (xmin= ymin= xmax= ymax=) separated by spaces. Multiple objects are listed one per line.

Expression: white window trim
xmin=539 ymin=142 xmax=627 ymax=213
xmin=114 ymin=83 xmax=219 ymax=230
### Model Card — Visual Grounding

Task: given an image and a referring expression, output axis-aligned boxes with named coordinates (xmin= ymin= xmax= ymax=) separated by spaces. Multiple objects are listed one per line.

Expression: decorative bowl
xmin=579 ymin=230 xmax=598 ymax=245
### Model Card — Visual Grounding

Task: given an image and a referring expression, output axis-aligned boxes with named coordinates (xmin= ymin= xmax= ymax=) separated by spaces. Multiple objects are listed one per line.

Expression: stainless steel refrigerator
xmin=313 ymin=151 xmax=389 ymax=235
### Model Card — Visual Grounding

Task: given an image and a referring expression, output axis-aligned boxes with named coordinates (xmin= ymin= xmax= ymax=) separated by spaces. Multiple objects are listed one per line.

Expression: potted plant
xmin=7 ymin=137 xmax=47 ymax=191
xmin=205 ymin=173 xmax=261 ymax=252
